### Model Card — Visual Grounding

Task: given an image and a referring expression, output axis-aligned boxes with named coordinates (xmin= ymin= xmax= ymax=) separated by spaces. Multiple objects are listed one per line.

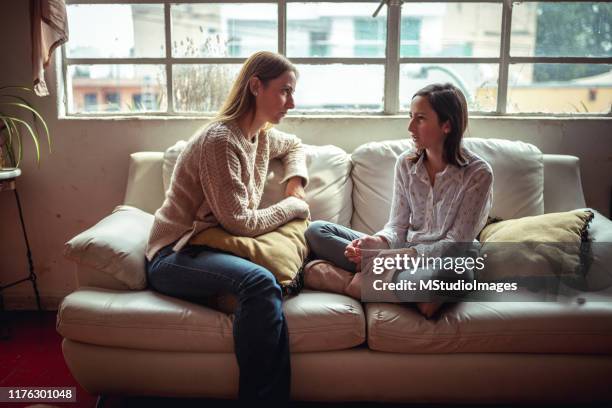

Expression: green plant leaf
xmin=4 ymin=117 xmax=22 ymax=167
xmin=0 ymin=86 xmax=33 ymax=93
xmin=0 ymin=116 xmax=16 ymax=168
xmin=0 ymin=102 xmax=51 ymax=152
xmin=0 ymin=85 xmax=52 ymax=167
xmin=4 ymin=116 xmax=41 ymax=166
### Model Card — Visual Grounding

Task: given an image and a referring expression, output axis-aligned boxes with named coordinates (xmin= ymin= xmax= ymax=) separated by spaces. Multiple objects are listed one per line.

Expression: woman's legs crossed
xmin=146 ymin=244 xmax=290 ymax=402
xmin=304 ymin=220 xmax=365 ymax=272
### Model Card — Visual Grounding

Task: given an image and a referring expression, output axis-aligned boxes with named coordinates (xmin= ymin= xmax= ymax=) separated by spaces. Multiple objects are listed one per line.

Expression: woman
xmin=145 ymin=51 xmax=308 ymax=402
xmin=305 ymin=83 xmax=493 ymax=308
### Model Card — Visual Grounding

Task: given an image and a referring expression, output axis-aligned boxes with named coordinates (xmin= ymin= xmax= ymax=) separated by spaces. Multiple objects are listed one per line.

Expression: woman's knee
xmin=240 ymin=266 xmax=282 ymax=299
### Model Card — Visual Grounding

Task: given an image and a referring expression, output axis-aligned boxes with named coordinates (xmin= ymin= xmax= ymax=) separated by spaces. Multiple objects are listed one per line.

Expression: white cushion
xmin=57 ymin=288 xmax=366 ymax=353
xmin=350 ymin=138 xmax=543 ymax=234
xmin=64 ymin=205 xmax=153 ymax=290
xmin=163 ymin=141 xmax=353 ymax=227
xmin=366 ymin=300 xmax=612 ymax=354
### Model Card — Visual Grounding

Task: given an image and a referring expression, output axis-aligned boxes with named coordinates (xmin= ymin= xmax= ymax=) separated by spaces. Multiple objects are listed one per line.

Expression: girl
xmin=305 ymin=83 xmax=493 ymax=310
xmin=145 ymin=51 xmax=309 ymax=402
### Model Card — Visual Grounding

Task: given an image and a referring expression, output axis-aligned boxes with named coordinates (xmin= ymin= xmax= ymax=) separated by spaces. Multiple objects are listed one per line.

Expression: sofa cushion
xmin=478 ymin=209 xmax=594 ymax=281
xmin=64 ymin=205 xmax=153 ymax=290
xmin=57 ymin=288 xmax=365 ymax=353
xmin=190 ymin=219 xmax=309 ymax=294
xmin=350 ymin=138 xmax=543 ymax=234
xmin=366 ymin=299 xmax=612 ymax=354
xmin=164 ymin=141 xmax=353 ymax=227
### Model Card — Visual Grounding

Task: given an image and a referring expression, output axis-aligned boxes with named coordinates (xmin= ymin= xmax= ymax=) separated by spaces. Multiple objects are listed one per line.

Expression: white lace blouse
xmin=375 ymin=147 xmax=494 ymax=257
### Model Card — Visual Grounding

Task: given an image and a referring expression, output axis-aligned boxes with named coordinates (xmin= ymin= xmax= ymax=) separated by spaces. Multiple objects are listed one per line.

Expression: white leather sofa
xmin=57 ymin=138 xmax=612 ymax=404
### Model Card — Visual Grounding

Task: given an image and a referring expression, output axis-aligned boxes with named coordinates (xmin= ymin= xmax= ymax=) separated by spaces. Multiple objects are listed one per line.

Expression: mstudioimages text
xmin=372 ymin=252 xmax=486 ymax=275
xmin=372 ymin=278 xmax=519 ymax=293
xmin=370 ymin=252 xmax=519 ymax=294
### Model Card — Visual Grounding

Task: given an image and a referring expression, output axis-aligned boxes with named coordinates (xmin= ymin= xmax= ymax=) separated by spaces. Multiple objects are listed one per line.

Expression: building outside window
xmin=83 ymin=92 xmax=97 ymax=112
xmin=62 ymin=1 xmax=612 ymax=116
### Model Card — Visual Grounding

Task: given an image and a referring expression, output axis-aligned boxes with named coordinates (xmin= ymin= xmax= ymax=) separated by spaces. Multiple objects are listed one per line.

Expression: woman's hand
xmin=285 ymin=176 xmax=306 ymax=200
xmin=344 ymin=235 xmax=390 ymax=265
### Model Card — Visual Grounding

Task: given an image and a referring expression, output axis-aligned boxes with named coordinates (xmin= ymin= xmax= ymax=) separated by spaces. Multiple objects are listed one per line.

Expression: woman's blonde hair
xmin=210 ymin=51 xmax=298 ymax=131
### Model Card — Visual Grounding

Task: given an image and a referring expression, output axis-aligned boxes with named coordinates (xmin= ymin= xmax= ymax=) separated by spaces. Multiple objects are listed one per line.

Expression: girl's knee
xmin=305 ymin=220 xmax=329 ymax=244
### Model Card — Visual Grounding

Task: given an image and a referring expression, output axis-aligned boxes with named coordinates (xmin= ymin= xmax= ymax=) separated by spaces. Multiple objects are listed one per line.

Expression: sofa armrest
xmin=64 ymin=205 xmax=153 ymax=290
xmin=123 ymin=151 xmax=165 ymax=215
xmin=578 ymin=209 xmax=612 ymax=294
xmin=589 ymin=209 xmax=612 ymax=242
xmin=543 ymin=155 xmax=586 ymax=213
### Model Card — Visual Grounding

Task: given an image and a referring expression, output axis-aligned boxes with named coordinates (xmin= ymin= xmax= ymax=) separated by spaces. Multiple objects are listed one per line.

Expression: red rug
xmin=0 ymin=311 xmax=97 ymax=408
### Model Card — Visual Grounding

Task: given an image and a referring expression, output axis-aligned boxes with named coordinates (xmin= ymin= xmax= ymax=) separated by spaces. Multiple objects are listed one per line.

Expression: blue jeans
xmin=304 ymin=220 xmax=366 ymax=272
xmin=146 ymin=243 xmax=290 ymax=402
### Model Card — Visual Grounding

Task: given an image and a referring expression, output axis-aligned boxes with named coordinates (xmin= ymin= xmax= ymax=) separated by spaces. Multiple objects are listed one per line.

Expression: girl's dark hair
xmin=410 ymin=83 xmax=469 ymax=167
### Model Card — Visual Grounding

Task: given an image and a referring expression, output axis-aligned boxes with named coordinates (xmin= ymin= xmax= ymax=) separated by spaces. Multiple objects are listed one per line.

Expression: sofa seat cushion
xmin=366 ymin=297 xmax=612 ymax=354
xmin=57 ymin=288 xmax=365 ymax=353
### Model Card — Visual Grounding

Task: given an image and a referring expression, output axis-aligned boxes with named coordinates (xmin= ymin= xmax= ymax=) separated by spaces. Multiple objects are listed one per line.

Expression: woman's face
xmin=255 ymin=70 xmax=296 ymax=124
xmin=407 ymin=95 xmax=450 ymax=151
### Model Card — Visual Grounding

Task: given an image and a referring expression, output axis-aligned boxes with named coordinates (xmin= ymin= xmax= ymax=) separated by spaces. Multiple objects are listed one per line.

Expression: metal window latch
xmin=372 ymin=0 xmax=403 ymax=18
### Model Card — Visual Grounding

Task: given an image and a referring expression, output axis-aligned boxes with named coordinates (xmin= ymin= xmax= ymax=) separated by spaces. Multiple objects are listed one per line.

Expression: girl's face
xmin=254 ymin=70 xmax=296 ymax=124
xmin=407 ymin=95 xmax=450 ymax=151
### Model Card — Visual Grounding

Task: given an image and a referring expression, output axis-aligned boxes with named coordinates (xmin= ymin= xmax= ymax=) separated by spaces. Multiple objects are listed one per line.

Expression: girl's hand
xmin=358 ymin=235 xmax=390 ymax=250
xmin=344 ymin=235 xmax=390 ymax=264
xmin=344 ymin=239 xmax=362 ymax=264
xmin=285 ymin=177 xmax=306 ymax=200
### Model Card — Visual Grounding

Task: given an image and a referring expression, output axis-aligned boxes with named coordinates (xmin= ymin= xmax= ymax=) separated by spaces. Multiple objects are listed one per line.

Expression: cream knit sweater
xmin=145 ymin=121 xmax=310 ymax=261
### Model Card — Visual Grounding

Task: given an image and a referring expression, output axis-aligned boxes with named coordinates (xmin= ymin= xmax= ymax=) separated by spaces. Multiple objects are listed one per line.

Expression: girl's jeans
xmin=304 ymin=220 xmax=366 ymax=272
xmin=146 ymin=243 xmax=290 ymax=402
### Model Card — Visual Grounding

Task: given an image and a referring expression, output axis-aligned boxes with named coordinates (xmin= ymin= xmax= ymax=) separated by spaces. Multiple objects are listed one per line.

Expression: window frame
xmin=61 ymin=0 xmax=612 ymax=117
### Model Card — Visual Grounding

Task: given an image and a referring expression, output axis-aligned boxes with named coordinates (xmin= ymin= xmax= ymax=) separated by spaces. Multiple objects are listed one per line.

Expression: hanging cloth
xmin=31 ymin=0 xmax=69 ymax=96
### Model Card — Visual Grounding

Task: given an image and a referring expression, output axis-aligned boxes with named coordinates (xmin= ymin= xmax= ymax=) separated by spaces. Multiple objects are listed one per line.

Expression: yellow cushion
xmin=190 ymin=219 xmax=309 ymax=293
xmin=478 ymin=210 xmax=594 ymax=280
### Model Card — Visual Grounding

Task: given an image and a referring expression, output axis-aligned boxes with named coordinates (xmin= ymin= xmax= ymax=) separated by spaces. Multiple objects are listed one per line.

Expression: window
xmin=354 ymin=17 xmax=385 ymax=57
xmin=133 ymin=92 xmax=159 ymax=110
xmin=83 ymin=93 xmax=97 ymax=112
xmin=104 ymin=92 xmax=120 ymax=111
xmin=310 ymin=32 xmax=330 ymax=57
xmin=62 ymin=1 xmax=612 ymax=115
xmin=400 ymin=17 xmax=420 ymax=57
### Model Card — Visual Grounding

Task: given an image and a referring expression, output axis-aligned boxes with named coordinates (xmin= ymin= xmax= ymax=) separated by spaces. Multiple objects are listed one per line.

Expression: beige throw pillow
xmin=478 ymin=210 xmax=594 ymax=281
xmin=190 ymin=219 xmax=310 ymax=295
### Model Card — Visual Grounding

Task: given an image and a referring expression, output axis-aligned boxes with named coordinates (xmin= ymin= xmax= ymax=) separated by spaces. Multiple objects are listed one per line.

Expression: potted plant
xmin=0 ymin=86 xmax=51 ymax=170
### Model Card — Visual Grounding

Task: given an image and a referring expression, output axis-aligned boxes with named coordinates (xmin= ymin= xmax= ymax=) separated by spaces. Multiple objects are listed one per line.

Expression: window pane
xmin=294 ymin=65 xmax=384 ymax=111
xmin=171 ymin=4 xmax=277 ymax=58
xmin=66 ymin=5 xmax=164 ymax=58
xmin=173 ymin=64 xmax=242 ymax=112
xmin=511 ymin=2 xmax=612 ymax=57
xmin=399 ymin=64 xmax=499 ymax=112
xmin=67 ymin=65 xmax=167 ymax=114
xmin=508 ymin=64 xmax=612 ymax=113
xmin=400 ymin=3 xmax=502 ymax=58
xmin=287 ymin=3 xmax=386 ymax=58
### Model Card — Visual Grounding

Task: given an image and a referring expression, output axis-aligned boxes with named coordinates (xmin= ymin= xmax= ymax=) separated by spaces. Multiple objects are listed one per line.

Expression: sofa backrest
xmin=138 ymin=142 xmax=354 ymax=226
xmin=351 ymin=138 xmax=545 ymax=233
xmin=122 ymin=139 xmax=586 ymax=230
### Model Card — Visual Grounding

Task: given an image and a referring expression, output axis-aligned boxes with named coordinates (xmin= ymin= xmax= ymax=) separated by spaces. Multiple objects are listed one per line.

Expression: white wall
xmin=1 ymin=2 xmax=611 ymax=310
